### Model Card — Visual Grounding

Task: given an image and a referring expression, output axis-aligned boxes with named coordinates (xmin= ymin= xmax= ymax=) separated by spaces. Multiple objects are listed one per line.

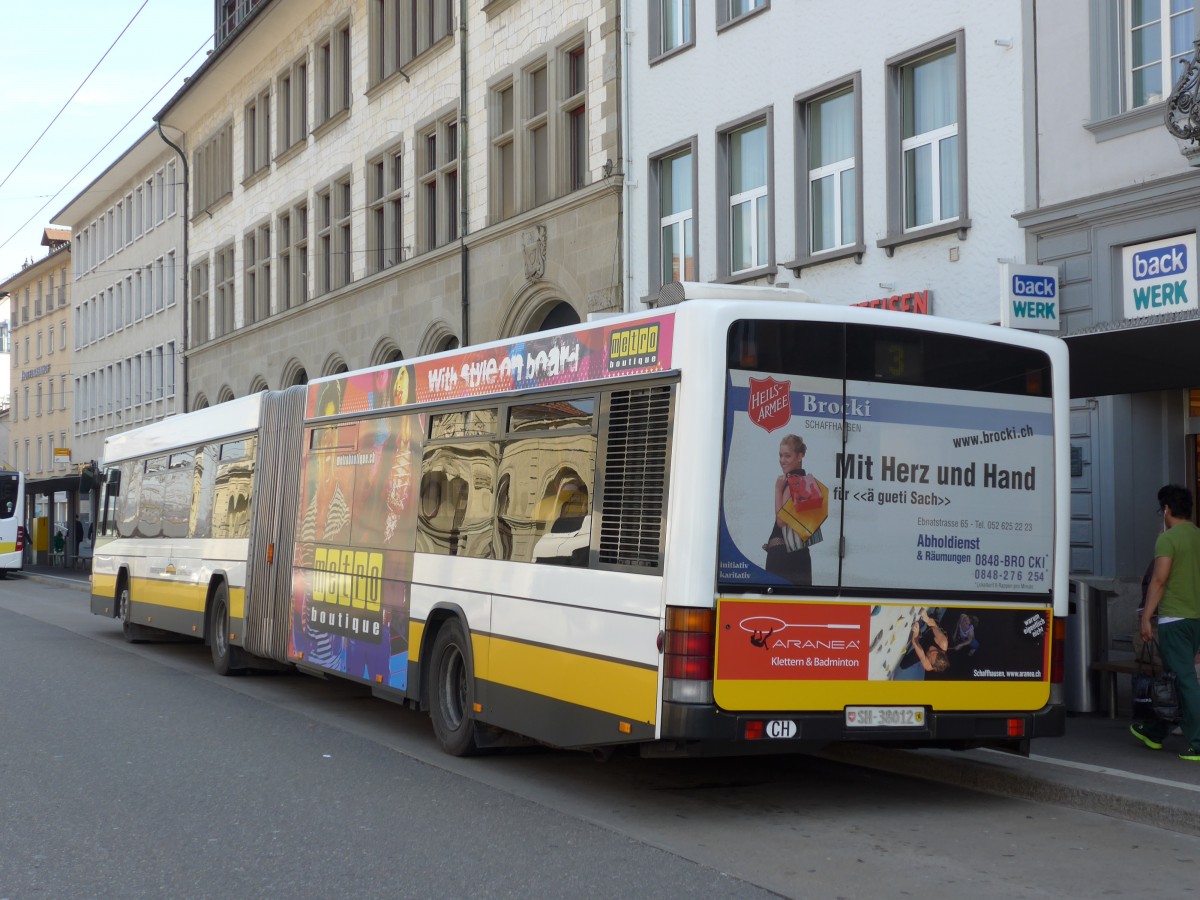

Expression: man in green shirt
xmin=1131 ymin=484 xmax=1200 ymax=760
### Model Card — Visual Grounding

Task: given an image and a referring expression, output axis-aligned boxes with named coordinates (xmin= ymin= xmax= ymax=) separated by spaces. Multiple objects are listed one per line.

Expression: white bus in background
xmin=90 ymin=283 xmax=1070 ymax=757
xmin=0 ymin=469 xmax=26 ymax=576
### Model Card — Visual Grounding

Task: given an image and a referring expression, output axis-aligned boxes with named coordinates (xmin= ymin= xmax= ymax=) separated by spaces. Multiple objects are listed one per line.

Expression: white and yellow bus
xmin=0 ymin=468 xmax=26 ymax=575
xmin=91 ymin=283 xmax=1070 ymax=755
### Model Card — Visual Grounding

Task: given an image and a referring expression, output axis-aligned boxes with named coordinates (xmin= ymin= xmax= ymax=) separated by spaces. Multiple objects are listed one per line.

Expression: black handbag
xmin=1131 ymin=640 xmax=1179 ymax=721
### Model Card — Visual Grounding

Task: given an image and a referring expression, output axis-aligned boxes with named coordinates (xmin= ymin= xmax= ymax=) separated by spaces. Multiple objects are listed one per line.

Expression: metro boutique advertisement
xmin=715 ymin=370 xmax=1054 ymax=682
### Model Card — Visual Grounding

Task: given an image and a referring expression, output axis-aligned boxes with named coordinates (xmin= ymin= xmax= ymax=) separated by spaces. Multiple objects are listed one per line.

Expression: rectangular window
xmin=316 ymin=20 xmax=352 ymax=127
xmin=167 ymin=161 xmax=177 ymax=217
xmin=1127 ymin=0 xmax=1196 ymax=108
xmin=656 ymin=146 xmax=695 ymax=287
xmin=720 ymin=116 xmax=771 ymax=276
xmin=155 ymin=258 xmax=165 ymax=312
xmin=526 ymin=65 xmax=550 ymax=207
xmin=277 ymin=200 xmax=309 ymax=308
xmin=367 ymin=145 xmax=404 ymax=274
xmin=880 ymin=33 xmax=968 ymax=252
xmin=155 ymin=169 xmax=165 ymax=223
xmin=277 ymin=55 xmax=309 ymax=153
xmin=244 ymin=222 xmax=271 ymax=325
xmin=799 ymin=81 xmax=861 ymax=258
xmin=191 ymin=261 xmax=210 ymax=346
xmin=244 ymin=86 xmax=271 ymax=177
xmin=417 ymin=115 xmax=458 ymax=252
xmin=901 ymin=47 xmax=959 ymax=230
xmin=563 ymin=44 xmax=587 ymax=193
xmin=215 ymin=244 xmax=236 ymax=336
xmin=166 ymin=251 xmax=176 ymax=306
xmin=194 ymin=121 xmax=234 ymax=214
xmin=719 ymin=0 xmax=768 ymax=27
xmin=316 ymin=184 xmax=350 ymax=295
xmin=490 ymin=82 xmax=515 ymax=222
xmin=125 ymin=193 xmax=134 ymax=243
xmin=652 ymin=0 xmax=694 ymax=58
xmin=369 ymin=0 xmax=452 ymax=85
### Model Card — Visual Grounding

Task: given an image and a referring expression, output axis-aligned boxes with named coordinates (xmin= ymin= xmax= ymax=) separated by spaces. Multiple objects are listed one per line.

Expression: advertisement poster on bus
xmin=714 ymin=598 xmax=1048 ymax=684
xmin=719 ymin=370 xmax=1055 ymax=594
xmin=305 ymin=314 xmax=675 ymax=419
xmin=290 ymin=375 xmax=423 ymax=689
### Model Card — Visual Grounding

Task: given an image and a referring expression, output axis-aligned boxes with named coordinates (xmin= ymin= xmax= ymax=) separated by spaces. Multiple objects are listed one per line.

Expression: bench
xmin=1091 ymin=659 xmax=1140 ymax=719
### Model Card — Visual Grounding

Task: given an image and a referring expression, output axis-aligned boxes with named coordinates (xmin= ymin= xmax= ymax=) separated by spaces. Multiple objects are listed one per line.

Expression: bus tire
xmin=429 ymin=618 xmax=479 ymax=757
xmin=209 ymin=581 xmax=243 ymax=676
xmin=118 ymin=577 xmax=153 ymax=643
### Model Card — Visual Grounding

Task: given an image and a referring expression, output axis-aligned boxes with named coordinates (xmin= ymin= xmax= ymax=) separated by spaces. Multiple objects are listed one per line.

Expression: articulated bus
xmin=0 ymin=469 xmax=26 ymax=576
xmin=91 ymin=283 xmax=1069 ymax=756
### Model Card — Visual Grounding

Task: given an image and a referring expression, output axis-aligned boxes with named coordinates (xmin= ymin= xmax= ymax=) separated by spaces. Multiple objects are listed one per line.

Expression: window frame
xmin=787 ymin=73 xmax=865 ymax=273
xmin=244 ymin=219 xmax=272 ymax=326
xmin=367 ymin=142 xmax=405 ymax=275
xmin=276 ymin=53 xmax=309 ymax=160
xmin=416 ymin=108 xmax=459 ymax=252
xmin=716 ymin=0 xmax=769 ymax=32
xmin=649 ymin=0 xmax=695 ymax=63
xmin=646 ymin=136 xmax=699 ymax=300
xmin=715 ymin=109 xmax=775 ymax=282
xmin=877 ymin=31 xmax=970 ymax=256
xmin=190 ymin=260 xmax=210 ymax=347
xmin=244 ymin=85 xmax=272 ymax=182
xmin=315 ymin=18 xmax=353 ymax=131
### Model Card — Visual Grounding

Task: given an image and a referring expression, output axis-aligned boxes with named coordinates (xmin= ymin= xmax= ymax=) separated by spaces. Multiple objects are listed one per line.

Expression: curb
xmin=819 ymin=742 xmax=1200 ymax=838
xmin=15 ymin=571 xmax=91 ymax=593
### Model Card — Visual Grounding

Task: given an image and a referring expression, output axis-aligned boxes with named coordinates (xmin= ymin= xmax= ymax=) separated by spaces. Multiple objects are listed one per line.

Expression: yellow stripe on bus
xmin=409 ymin=620 xmax=656 ymax=723
xmin=714 ymin=679 xmax=1050 ymax=711
xmin=479 ymin=633 xmax=658 ymax=724
xmin=0 ymin=542 xmax=16 ymax=554
xmin=127 ymin=577 xmax=244 ymax=616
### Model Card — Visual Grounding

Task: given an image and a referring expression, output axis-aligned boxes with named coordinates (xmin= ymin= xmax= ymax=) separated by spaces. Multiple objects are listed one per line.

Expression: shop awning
xmin=1064 ymin=312 xmax=1200 ymax=398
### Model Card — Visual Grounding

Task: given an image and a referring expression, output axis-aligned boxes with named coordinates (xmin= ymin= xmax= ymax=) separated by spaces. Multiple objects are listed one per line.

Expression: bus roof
xmin=102 ymin=392 xmax=265 ymax=464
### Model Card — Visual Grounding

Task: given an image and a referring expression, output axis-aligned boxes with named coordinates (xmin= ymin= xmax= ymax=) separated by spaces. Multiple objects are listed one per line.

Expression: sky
xmin=0 ymin=0 xmax=214 ymax=283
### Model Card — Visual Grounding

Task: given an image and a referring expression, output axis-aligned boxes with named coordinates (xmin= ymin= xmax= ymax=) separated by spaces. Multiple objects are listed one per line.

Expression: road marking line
xmin=981 ymin=748 xmax=1200 ymax=793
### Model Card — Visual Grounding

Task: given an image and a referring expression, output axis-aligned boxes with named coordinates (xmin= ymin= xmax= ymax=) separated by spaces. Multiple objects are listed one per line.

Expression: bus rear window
xmin=0 ymin=475 xmax=18 ymax=520
xmin=720 ymin=319 xmax=1055 ymax=598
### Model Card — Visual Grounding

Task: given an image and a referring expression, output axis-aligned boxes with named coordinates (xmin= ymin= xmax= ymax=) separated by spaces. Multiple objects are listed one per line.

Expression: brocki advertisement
xmin=719 ymin=370 xmax=1056 ymax=594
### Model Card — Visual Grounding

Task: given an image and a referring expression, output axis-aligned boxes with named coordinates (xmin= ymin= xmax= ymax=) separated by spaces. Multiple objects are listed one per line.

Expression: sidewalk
xmin=15 ymin=565 xmax=1200 ymax=834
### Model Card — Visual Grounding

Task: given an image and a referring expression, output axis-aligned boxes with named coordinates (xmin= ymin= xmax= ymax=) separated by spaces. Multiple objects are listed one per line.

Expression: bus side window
xmin=213 ymin=438 xmax=255 ymax=539
xmin=415 ymin=443 xmax=497 ymax=558
xmin=496 ymin=434 xmax=596 ymax=566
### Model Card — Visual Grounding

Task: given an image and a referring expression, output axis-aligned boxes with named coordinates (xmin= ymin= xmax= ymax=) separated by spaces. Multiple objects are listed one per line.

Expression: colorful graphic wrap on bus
xmin=305 ymin=315 xmax=675 ymax=419
xmin=290 ymin=406 xmax=422 ymax=688
xmin=719 ymin=370 xmax=1056 ymax=594
xmin=715 ymin=599 xmax=1048 ymax=683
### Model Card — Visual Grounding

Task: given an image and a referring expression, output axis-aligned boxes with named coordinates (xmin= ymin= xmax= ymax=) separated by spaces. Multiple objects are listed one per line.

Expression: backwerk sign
xmin=1000 ymin=263 xmax=1059 ymax=331
xmin=1122 ymin=233 xmax=1197 ymax=320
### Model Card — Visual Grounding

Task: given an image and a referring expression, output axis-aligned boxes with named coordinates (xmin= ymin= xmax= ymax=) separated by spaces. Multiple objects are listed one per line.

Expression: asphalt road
xmin=3 ymin=576 xmax=1198 ymax=899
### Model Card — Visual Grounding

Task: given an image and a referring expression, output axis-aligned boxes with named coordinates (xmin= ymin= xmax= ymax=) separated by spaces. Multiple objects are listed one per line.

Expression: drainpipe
xmin=156 ymin=121 xmax=189 ymax=411
xmin=459 ymin=0 xmax=470 ymax=347
xmin=620 ymin=0 xmax=632 ymax=313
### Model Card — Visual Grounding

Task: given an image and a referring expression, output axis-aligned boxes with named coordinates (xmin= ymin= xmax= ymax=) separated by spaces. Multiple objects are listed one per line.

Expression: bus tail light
xmin=15 ymin=526 xmax=24 ymax=552
xmin=1049 ymin=616 xmax=1066 ymax=684
xmin=662 ymin=606 xmax=715 ymax=704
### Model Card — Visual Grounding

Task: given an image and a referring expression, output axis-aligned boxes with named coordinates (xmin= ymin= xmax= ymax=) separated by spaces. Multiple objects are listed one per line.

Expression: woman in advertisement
xmin=761 ymin=434 xmax=823 ymax=585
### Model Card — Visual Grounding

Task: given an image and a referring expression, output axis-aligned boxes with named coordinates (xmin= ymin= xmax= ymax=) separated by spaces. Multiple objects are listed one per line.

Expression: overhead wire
xmin=0 ymin=9 xmax=213 ymax=261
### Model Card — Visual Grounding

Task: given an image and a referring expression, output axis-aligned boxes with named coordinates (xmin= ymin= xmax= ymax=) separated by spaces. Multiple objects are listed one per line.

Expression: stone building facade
xmin=56 ymin=129 xmax=186 ymax=470
xmin=155 ymin=0 xmax=623 ymax=408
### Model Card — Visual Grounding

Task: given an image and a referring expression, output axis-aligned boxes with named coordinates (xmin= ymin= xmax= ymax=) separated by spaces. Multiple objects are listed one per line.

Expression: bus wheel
xmin=118 ymin=579 xmax=152 ymax=643
xmin=429 ymin=619 xmax=479 ymax=756
xmin=209 ymin=582 xmax=242 ymax=676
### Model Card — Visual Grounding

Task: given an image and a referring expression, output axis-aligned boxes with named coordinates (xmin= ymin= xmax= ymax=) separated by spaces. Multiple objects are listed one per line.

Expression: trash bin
xmin=1064 ymin=579 xmax=1101 ymax=713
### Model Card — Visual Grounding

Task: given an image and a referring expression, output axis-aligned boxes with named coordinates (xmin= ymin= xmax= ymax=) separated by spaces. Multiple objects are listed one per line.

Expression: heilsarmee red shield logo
xmin=748 ymin=376 xmax=791 ymax=433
